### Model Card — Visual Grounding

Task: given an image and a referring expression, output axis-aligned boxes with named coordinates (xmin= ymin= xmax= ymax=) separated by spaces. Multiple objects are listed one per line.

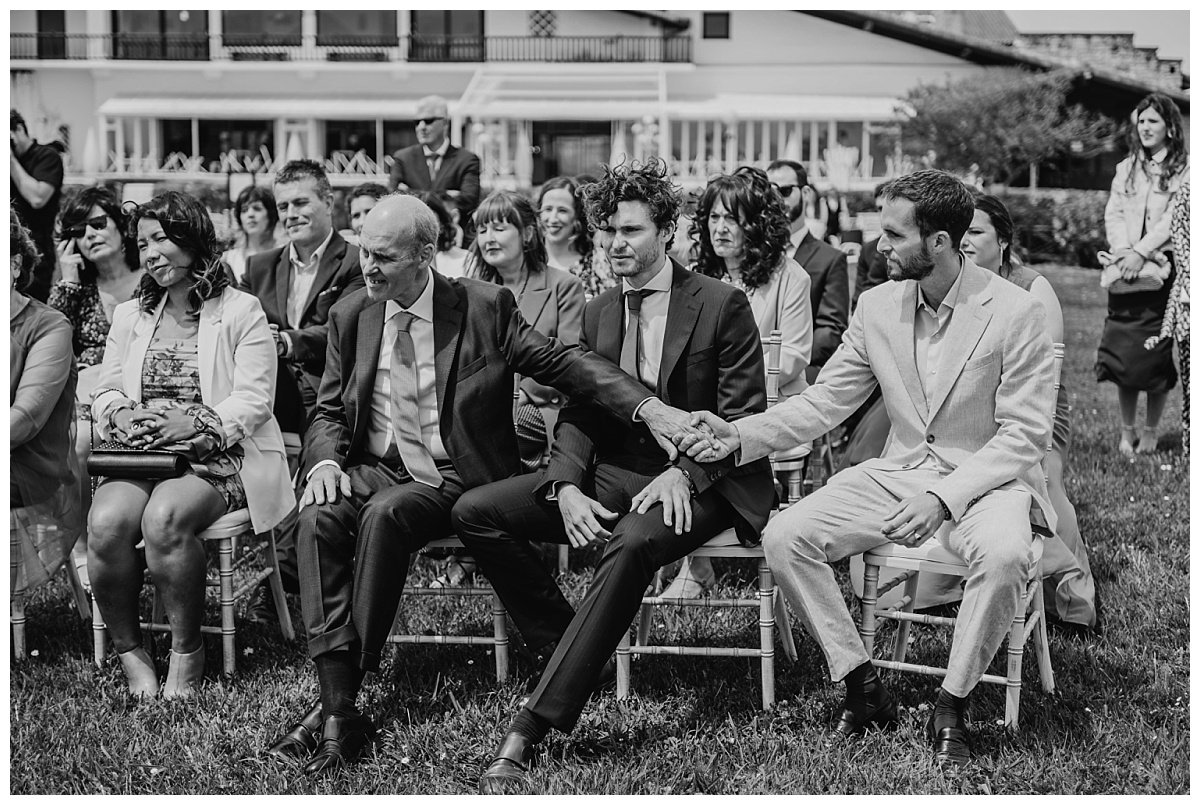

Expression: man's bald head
xmin=359 ymin=194 xmax=440 ymax=304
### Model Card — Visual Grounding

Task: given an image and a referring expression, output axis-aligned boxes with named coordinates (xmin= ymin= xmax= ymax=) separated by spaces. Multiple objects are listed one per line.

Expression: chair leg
xmin=859 ymin=561 xmax=880 ymax=658
xmin=1031 ymin=582 xmax=1055 ymax=694
xmin=216 ymin=536 xmax=236 ymax=676
xmin=263 ymin=531 xmax=295 ymax=641
xmin=892 ymin=572 xmax=920 ymax=662
xmin=757 ymin=560 xmax=776 ymax=710
xmin=63 ymin=559 xmax=91 ymax=620
xmin=773 ymin=589 xmax=798 ymax=663
xmin=635 ymin=568 xmax=662 ymax=646
xmin=11 ymin=593 xmax=26 ymax=661
xmin=556 ymin=544 xmax=569 ymax=577
xmin=616 ymin=626 xmax=632 ymax=699
xmin=490 ymin=591 xmax=509 ymax=684
xmin=92 ymin=595 xmax=108 ymax=666
xmin=1003 ymin=584 xmax=1030 ymax=730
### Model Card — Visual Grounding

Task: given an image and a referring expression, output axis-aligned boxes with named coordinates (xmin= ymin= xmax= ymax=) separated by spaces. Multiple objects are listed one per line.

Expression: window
xmin=316 ymin=11 xmax=397 ymax=47
xmin=325 ymin=120 xmax=378 ymax=168
xmin=36 ymin=10 xmax=66 ymax=59
xmin=197 ymin=119 xmax=274 ymax=171
xmin=112 ymin=10 xmax=208 ymax=60
xmin=410 ymin=10 xmax=484 ymax=61
xmin=222 ymin=11 xmax=301 ymax=47
xmin=702 ymin=12 xmax=729 ymax=40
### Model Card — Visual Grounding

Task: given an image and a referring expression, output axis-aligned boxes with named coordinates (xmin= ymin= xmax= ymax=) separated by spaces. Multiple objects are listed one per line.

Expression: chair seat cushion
xmin=197 ymin=508 xmax=253 ymax=541
xmin=867 ymin=539 xmax=965 ymax=568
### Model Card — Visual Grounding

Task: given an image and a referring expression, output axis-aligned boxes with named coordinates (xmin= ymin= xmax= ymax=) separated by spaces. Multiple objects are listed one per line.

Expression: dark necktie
xmin=390 ymin=311 xmax=442 ymax=488
xmin=620 ymin=289 xmax=654 ymax=383
xmin=426 ymin=153 xmax=439 ymax=181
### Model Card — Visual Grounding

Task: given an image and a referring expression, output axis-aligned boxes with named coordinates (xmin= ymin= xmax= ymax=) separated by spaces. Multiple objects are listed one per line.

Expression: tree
xmin=899 ymin=68 xmax=1114 ymax=189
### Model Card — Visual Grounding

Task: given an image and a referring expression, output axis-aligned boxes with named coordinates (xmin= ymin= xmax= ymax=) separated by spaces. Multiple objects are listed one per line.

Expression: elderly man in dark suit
xmin=264 ymin=193 xmax=693 ymax=776
xmin=455 ymin=160 xmax=775 ymax=794
xmin=239 ymin=159 xmax=364 ymax=607
xmin=766 ymin=159 xmax=848 ymax=383
xmin=388 ymin=95 xmax=481 ymax=241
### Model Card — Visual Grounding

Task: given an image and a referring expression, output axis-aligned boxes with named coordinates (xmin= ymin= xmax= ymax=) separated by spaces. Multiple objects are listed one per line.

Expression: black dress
xmin=1095 ymin=259 xmax=1178 ymax=392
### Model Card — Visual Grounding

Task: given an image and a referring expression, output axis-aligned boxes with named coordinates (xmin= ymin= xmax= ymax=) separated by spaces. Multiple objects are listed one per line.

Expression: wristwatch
xmin=678 ymin=467 xmax=698 ymax=496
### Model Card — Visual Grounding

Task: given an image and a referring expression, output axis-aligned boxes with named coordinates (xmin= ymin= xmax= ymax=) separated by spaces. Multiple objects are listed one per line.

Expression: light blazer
xmin=745 ymin=256 xmax=813 ymax=400
xmin=92 ymin=287 xmax=294 ymax=534
xmin=239 ymin=231 xmax=364 ymax=431
xmin=302 ymin=272 xmax=649 ymax=489
xmin=1105 ymin=155 xmax=1190 ymax=257
xmin=543 ymin=262 xmax=776 ymax=545
xmin=735 ymin=259 xmax=1057 ymax=528
xmin=793 ymin=231 xmax=849 ymax=370
xmin=515 ymin=265 xmax=586 ymax=435
xmin=388 ymin=143 xmax=482 ymax=216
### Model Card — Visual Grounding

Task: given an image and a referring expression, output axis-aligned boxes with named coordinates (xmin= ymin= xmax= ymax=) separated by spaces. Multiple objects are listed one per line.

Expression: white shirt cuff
xmin=305 ymin=459 xmax=340 ymax=482
xmin=631 ymin=396 xmax=656 ymax=422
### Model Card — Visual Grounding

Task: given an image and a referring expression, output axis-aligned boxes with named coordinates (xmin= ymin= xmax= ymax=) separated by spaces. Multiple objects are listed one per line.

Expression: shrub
xmin=999 ymin=188 xmax=1108 ymax=268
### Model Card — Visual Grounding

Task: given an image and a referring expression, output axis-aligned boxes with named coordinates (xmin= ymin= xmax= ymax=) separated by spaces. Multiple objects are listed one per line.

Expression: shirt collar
xmin=1151 ymin=148 xmax=1168 ymax=164
xmin=387 ymin=268 xmax=436 ymax=324
xmin=788 ymin=220 xmax=809 ymax=248
xmin=10 ymin=290 xmax=30 ymax=322
xmin=288 ymin=228 xmax=334 ymax=270
xmin=916 ymin=255 xmax=966 ymax=314
xmin=423 ymin=139 xmax=450 ymax=160
xmin=621 ymin=255 xmax=673 ymax=295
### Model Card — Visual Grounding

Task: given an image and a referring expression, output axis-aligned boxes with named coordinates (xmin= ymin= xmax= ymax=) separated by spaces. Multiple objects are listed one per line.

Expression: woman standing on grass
xmin=1096 ymin=92 xmax=1189 ymax=455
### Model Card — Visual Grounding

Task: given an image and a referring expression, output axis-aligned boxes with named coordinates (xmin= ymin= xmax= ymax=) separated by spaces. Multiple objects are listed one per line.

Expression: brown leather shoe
xmin=302 ymin=714 xmax=375 ymax=775
xmin=266 ymin=700 xmax=322 ymax=763
xmin=479 ymin=732 xmax=537 ymax=794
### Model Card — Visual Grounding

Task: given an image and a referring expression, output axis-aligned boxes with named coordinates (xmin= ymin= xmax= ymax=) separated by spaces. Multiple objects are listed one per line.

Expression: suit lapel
xmin=596 ymin=292 xmax=624 ymax=362
xmin=657 ymin=262 xmax=701 ymax=392
xmin=925 ymin=263 xmax=993 ymax=420
xmin=891 ymin=281 xmax=927 ymax=420
xmin=792 ymin=233 xmax=817 ymax=271
xmin=273 ymin=247 xmax=291 ymax=324
xmin=431 ymin=273 xmax=463 ymax=415
xmin=517 ymin=269 xmax=551 ymax=331
xmin=125 ymin=295 xmax=168 ymax=402
xmin=354 ymin=300 xmax=386 ymax=439
xmin=197 ymin=290 xmax=224 ymax=403
xmin=299 ymin=231 xmax=347 ymax=321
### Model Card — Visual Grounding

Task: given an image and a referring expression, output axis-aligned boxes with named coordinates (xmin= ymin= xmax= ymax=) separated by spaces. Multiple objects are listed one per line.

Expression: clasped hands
xmin=110 ymin=407 xmax=199 ymax=451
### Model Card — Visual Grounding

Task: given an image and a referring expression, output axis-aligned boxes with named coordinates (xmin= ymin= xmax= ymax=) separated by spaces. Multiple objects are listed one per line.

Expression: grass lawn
xmin=9 ymin=265 xmax=1189 ymax=794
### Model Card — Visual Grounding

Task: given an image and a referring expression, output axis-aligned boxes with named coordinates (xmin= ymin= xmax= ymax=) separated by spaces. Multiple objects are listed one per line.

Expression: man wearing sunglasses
xmin=766 ymin=159 xmax=848 ymax=385
xmin=387 ymin=95 xmax=481 ymax=246
xmin=10 ymin=109 xmax=64 ymax=302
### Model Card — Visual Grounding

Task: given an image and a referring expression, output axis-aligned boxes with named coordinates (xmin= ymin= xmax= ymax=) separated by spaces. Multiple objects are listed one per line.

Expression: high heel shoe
xmin=117 ymin=646 xmax=159 ymax=699
xmin=430 ymin=556 xmax=475 ymax=588
xmin=1136 ymin=426 xmax=1159 ymax=454
xmin=162 ymin=644 xmax=205 ymax=700
xmin=1119 ymin=426 xmax=1138 ymax=457
xmin=660 ymin=556 xmax=716 ymax=600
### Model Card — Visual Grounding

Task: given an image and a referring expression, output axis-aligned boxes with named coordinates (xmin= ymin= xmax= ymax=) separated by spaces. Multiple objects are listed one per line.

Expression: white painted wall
xmin=11 ymin=10 xmax=36 ymax=34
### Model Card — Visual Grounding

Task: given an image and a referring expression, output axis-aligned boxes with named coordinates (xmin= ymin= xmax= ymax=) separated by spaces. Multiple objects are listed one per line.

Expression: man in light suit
xmin=388 ymin=95 xmax=481 ymax=243
xmin=766 ymin=159 xmax=848 ymax=382
xmin=264 ymin=194 xmax=693 ymax=775
xmin=457 ymin=161 xmax=775 ymax=794
xmin=680 ymin=170 xmax=1057 ymax=767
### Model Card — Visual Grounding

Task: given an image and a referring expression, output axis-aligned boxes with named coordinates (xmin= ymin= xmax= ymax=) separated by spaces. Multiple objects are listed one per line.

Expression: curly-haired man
xmin=455 ymin=159 xmax=776 ymax=793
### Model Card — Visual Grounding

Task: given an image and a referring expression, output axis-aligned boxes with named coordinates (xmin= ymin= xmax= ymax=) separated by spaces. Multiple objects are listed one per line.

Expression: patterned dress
xmin=1147 ymin=181 xmax=1190 ymax=452
xmin=48 ymin=280 xmax=113 ymax=419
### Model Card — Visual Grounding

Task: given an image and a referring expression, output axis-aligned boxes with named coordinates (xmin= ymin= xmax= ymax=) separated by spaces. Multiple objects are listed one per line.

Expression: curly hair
xmin=10 ymin=205 xmax=41 ymax=292
xmin=57 ymin=185 xmax=141 ymax=282
xmin=415 ymin=191 xmax=457 ymax=252
xmin=580 ymin=158 xmax=681 ymax=250
xmin=1125 ymin=93 xmax=1188 ymax=192
xmin=127 ymin=191 xmax=230 ymax=317
xmin=690 ymin=167 xmax=791 ymax=292
xmin=232 ymin=184 xmax=279 ymax=234
xmin=537 ymin=176 xmax=593 ymax=263
xmin=467 ymin=190 xmax=547 ymax=284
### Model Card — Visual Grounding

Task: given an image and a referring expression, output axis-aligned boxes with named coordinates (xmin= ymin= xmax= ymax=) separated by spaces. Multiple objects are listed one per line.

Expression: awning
xmin=97 ymin=96 xmax=423 ymax=120
xmin=668 ymin=94 xmax=903 ymax=121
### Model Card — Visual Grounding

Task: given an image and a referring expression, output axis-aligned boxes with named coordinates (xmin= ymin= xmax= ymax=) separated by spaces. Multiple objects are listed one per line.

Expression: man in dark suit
xmin=388 ymin=95 xmax=481 ymax=242
xmin=455 ymin=161 xmax=775 ymax=794
xmin=766 ymin=160 xmax=848 ymax=383
xmin=239 ymin=159 xmax=365 ymax=606
xmin=264 ymin=194 xmax=692 ymax=775
xmin=852 ymin=181 xmax=892 ymax=313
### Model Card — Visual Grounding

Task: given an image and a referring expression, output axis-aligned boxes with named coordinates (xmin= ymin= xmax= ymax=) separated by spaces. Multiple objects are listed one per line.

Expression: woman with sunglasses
xmin=88 ymin=191 xmax=292 ymax=698
xmin=48 ymin=186 xmax=144 ymax=591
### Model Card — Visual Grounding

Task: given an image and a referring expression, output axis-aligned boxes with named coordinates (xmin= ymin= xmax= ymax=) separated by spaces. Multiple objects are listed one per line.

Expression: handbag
xmin=1098 ymin=251 xmax=1170 ymax=295
xmin=86 ymin=440 xmax=190 ymax=480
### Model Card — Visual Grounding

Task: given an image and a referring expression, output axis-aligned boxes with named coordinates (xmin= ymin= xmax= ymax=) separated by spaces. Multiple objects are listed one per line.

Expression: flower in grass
xmin=30 ymin=650 xmax=38 ymax=657
xmin=468 ymin=659 xmax=475 ymax=665
xmin=1160 ymin=464 xmax=1172 ymax=472
xmin=243 ymin=647 xmax=254 ymax=655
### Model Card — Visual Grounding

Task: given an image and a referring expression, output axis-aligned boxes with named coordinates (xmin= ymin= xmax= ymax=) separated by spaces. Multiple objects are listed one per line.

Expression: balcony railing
xmin=10 ymin=33 xmax=692 ymax=64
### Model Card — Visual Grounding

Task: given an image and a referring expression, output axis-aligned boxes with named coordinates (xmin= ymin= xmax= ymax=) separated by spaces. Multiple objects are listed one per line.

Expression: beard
xmin=886 ymin=243 xmax=936 ymax=282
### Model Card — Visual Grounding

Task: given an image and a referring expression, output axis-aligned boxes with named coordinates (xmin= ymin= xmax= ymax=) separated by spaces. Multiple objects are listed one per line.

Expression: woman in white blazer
xmin=664 ymin=166 xmax=815 ymax=598
xmin=89 ymin=192 xmax=292 ymax=699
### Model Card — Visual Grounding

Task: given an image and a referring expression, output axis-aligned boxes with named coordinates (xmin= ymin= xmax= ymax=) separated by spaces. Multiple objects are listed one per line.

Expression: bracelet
xmin=926 ymin=491 xmax=951 ymax=521
xmin=678 ymin=467 xmax=698 ymax=496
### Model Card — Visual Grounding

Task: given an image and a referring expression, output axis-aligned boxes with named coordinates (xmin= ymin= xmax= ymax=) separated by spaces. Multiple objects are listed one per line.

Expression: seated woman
xmin=416 ymin=192 xmax=470 ymax=279
xmin=845 ymin=195 xmax=1098 ymax=629
xmin=537 ymin=175 xmax=616 ymax=299
xmin=220 ymin=186 xmax=279 ymax=284
xmin=48 ymin=185 xmax=144 ymax=592
xmin=11 ymin=211 xmax=83 ymax=613
xmin=89 ymin=191 xmax=293 ymax=698
xmin=662 ymin=166 xmax=814 ymax=599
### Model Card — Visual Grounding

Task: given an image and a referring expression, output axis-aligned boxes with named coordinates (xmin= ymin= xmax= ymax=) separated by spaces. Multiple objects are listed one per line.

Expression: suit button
xmin=639 ymin=437 xmax=646 ymax=445
xmin=926 ymin=434 xmax=935 ymax=443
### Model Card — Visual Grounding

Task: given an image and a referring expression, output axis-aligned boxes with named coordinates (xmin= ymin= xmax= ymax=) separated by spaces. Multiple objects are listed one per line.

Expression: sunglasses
xmin=63 ymin=214 xmax=110 ymax=240
xmin=416 ymin=117 xmax=445 ymax=126
xmin=770 ymin=183 xmax=800 ymax=197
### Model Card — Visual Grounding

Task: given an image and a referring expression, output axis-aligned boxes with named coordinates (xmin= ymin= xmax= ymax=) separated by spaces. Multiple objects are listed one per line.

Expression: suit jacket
xmin=852 ymin=236 xmax=890 ymax=313
xmin=388 ymin=143 xmax=482 ymax=218
xmin=543 ymin=262 xmax=775 ymax=545
xmin=92 ymin=288 xmax=293 ymax=534
xmin=735 ymin=259 xmax=1056 ymax=529
xmin=1104 ymin=155 xmax=1190 ymax=257
xmin=302 ymin=272 xmax=649 ymax=490
xmin=239 ymin=231 xmax=364 ymax=432
xmin=515 ymin=265 xmax=586 ymax=439
xmin=793 ymin=231 xmax=849 ymax=373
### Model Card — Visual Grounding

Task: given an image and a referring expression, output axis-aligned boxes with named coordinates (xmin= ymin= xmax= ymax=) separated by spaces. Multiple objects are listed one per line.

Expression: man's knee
xmin=450 ymin=486 xmax=500 ymax=538
xmin=972 ymin=534 xmax=1034 ymax=581
xmin=761 ymin=506 xmax=822 ymax=567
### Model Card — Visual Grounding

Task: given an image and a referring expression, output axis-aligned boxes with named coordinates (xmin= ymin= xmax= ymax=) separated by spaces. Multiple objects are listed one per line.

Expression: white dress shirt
xmin=287 ymin=229 xmax=334 ymax=329
xmin=621 ymin=256 xmax=673 ymax=388
xmin=912 ymin=259 xmax=965 ymax=472
xmin=423 ymin=139 xmax=450 ymax=179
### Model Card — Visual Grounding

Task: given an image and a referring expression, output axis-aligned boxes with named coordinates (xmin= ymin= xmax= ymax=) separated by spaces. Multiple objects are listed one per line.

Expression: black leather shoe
xmin=267 ymin=700 xmax=323 ymax=763
xmin=831 ymin=682 xmax=899 ymax=739
xmin=593 ymin=656 xmax=617 ymax=694
xmin=926 ymin=714 xmax=972 ymax=767
xmin=246 ymin=581 xmax=277 ymax=625
xmin=479 ymin=732 xmax=537 ymax=794
xmin=303 ymin=714 xmax=375 ymax=775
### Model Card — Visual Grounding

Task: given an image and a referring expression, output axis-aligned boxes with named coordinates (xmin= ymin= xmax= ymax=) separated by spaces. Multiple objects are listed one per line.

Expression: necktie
xmin=390 ymin=311 xmax=442 ymax=488
xmin=426 ymin=153 xmax=439 ymax=181
xmin=620 ymin=289 xmax=653 ymax=383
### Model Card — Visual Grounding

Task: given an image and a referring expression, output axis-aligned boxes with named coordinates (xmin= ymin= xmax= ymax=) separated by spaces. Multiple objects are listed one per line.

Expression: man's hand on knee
xmin=881 ymin=492 xmax=948 ymax=547
xmin=300 ymin=465 xmax=353 ymax=508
